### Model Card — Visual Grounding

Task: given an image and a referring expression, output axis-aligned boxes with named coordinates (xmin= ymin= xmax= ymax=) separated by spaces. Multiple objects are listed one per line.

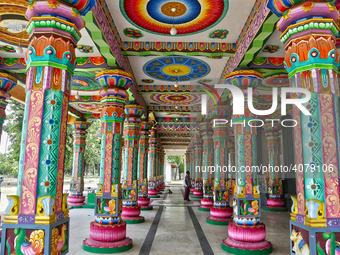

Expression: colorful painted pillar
xmin=190 ymin=143 xmax=196 ymax=195
xmin=0 ymin=73 xmax=16 ymax=142
xmin=262 ymin=123 xmax=287 ymax=212
xmin=83 ymin=69 xmax=133 ymax=253
xmin=227 ymin=131 xmax=236 ymax=197
xmin=121 ymin=103 xmax=145 ymax=224
xmin=266 ymin=1 xmax=340 ymax=253
xmin=222 ymin=70 xmax=273 ymax=254
xmin=1 ymin=1 xmax=95 ymax=254
xmin=137 ymin=118 xmax=153 ymax=210
xmin=148 ymin=128 xmax=160 ymax=198
xmin=68 ymin=119 xmax=90 ymax=207
xmin=206 ymin=105 xmax=233 ymax=225
xmin=198 ymin=122 xmax=214 ymax=211
xmin=159 ymin=148 xmax=165 ymax=189
xmin=192 ymin=130 xmax=203 ymax=199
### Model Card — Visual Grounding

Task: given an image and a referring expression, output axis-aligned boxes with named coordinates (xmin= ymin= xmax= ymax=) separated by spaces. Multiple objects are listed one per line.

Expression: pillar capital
xmin=267 ymin=1 xmax=340 ymax=94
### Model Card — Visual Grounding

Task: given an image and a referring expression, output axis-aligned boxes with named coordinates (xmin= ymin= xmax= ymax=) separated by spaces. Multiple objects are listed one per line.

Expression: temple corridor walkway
xmin=68 ymin=185 xmax=290 ymax=255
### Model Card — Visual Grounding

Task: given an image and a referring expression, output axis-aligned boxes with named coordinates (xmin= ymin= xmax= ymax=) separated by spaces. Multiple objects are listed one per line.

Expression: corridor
xmin=68 ymin=185 xmax=290 ymax=255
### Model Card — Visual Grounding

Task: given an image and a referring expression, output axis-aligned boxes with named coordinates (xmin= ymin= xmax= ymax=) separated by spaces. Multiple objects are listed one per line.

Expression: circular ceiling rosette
xmin=143 ymin=56 xmax=210 ymax=82
xmin=121 ymin=0 xmax=228 ymax=36
xmin=150 ymin=93 xmax=201 ymax=105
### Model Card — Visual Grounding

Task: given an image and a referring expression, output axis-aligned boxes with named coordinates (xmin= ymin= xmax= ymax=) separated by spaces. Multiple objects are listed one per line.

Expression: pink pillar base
xmin=122 ymin=206 xmax=141 ymax=217
xmin=68 ymin=195 xmax=85 ymax=207
xmin=200 ymin=198 xmax=213 ymax=208
xmin=83 ymin=237 xmax=132 ymax=250
xmin=121 ymin=206 xmax=145 ymax=223
xmin=193 ymin=189 xmax=203 ymax=197
xmin=148 ymin=189 xmax=159 ymax=197
xmin=210 ymin=206 xmax=233 ymax=218
xmin=228 ymin=222 xmax=266 ymax=242
xmin=190 ymin=187 xmax=195 ymax=193
xmin=267 ymin=198 xmax=285 ymax=207
xmin=89 ymin=221 xmax=127 ymax=242
xmin=222 ymin=237 xmax=272 ymax=251
xmin=138 ymin=197 xmax=151 ymax=207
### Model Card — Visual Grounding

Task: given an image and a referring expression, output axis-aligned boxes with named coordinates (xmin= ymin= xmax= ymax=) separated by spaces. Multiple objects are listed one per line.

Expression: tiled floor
xmin=67 ymin=185 xmax=291 ymax=254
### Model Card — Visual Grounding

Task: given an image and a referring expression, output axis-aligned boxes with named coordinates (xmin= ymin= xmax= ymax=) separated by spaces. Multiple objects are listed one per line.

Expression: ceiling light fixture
xmin=170 ymin=7 xmax=177 ymax=35
xmin=16 ymin=25 xmax=25 ymax=54
xmin=174 ymin=69 xmax=179 ymax=88
xmin=75 ymin=91 xmax=80 ymax=100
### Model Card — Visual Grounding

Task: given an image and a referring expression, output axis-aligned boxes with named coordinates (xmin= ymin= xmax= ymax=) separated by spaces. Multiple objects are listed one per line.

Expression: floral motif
xmin=77 ymin=45 xmax=94 ymax=53
xmin=141 ymin=79 xmax=154 ymax=83
xmin=209 ymin=29 xmax=229 ymax=39
xmin=0 ymin=45 xmax=15 ymax=53
xmin=123 ymin=28 xmax=143 ymax=39
xmin=262 ymin=45 xmax=280 ymax=53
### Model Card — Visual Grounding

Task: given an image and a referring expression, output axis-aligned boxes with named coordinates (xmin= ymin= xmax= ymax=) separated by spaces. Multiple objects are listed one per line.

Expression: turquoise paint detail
xmin=99 ymin=134 xmax=106 ymax=186
xmin=26 ymin=45 xmax=76 ymax=75
xmin=237 ymin=134 xmax=245 ymax=186
xmin=111 ymin=134 xmax=121 ymax=184
xmin=38 ymin=90 xmax=64 ymax=198
xmin=17 ymin=90 xmax=31 ymax=197
xmin=285 ymin=48 xmax=340 ymax=78
xmin=301 ymin=93 xmax=324 ymax=202
xmin=251 ymin=135 xmax=257 ymax=186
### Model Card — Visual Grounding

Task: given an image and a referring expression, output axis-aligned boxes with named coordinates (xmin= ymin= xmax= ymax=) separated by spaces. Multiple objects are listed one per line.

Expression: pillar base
xmin=206 ymin=216 xmax=232 ymax=225
xmin=200 ymin=198 xmax=213 ymax=208
xmin=83 ymin=237 xmax=133 ymax=253
xmin=190 ymin=187 xmax=195 ymax=193
xmin=138 ymin=197 xmax=153 ymax=210
xmin=122 ymin=216 xmax=145 ymax=224
xmin=191 ymin=196 xmax=202 ymax=199
xmin=121 ymin=206 xmax=145 ymax=224
xmin=68 ymin=195 xmax=86 ymax=207
xmin=222 ymin=238 xmax=272 ymax=254
xmin=149 ymin=195 xmax=160 ymax=198
xmin=148 ymin=189 xmax=159 ymax=197
xmin=193 ymin=189 xmax=203 ymax=198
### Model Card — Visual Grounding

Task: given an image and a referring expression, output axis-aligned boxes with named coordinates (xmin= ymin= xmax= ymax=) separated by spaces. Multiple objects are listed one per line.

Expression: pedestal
xmin=68 ymin=195 xmax=86 ymax=207
xmin=121 ymin=206 xmax=145 ymax=224
xmin=222 ymin=222 xmax=273 ymax=254
xmin=148 ymin=189 xmax=160 ymax=198
xmin=192 ymin=189 xmax=203 ymax=199
xmin=198 ymin=198 xmax=213 ymax=211
xmin=263 ymin=199 xmax=287 ymax=212
xmin=206 ymin=207 xmax=233 ymax=225
xmin=83 ymin=221 xmax=133 ymax=253
xmin=138 ymin=197 xmax=153 ymax=211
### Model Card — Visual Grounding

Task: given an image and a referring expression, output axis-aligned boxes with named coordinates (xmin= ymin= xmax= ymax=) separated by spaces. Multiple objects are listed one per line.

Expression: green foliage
xmin=84 ymin=119 xmax=101 ymax=174
xmin=166 ymin=156 xmax=184 ymax=173
xmin=3 ymin=99 xmax=24 ymax=163
xmin=1 ymin=98 xmax=101 ymax=177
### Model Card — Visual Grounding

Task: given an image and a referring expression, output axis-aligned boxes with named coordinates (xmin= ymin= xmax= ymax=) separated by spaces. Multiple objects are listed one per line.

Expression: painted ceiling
xmin=0 ymin=0 xmax=296 ymax=149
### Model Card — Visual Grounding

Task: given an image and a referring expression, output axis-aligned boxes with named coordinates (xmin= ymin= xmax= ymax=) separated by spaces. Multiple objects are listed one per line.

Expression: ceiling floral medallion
xmin=143 ymin=56 xmax=210 ymax=82
xmin=262 ymin=45 xmax=280 ymax=53
xmin=150 ymin=93 xmax=201 ymax=105
xmin=141 ymin=79 xmax=154 ymax=83
xmin=120 ymin=0 xmax=228 ymax=36
xmin=77 ymin=45 xmax=94 ymax=53
xmin=0 ymin=45 xmax=16 ymax=53
xmin=123 ymin=27 xmax=143 ymax=38
xmin=209 ymin=29 xmax=229 ymax=39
